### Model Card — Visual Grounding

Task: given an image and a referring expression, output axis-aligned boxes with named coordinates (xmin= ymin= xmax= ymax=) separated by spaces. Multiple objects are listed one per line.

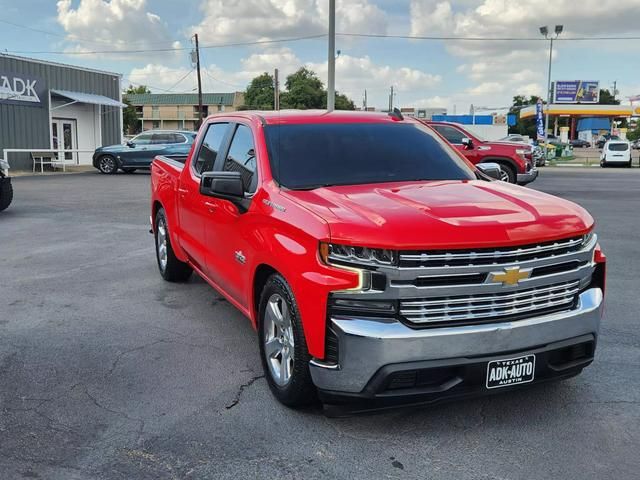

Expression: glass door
xmin=52 ymin=118 xmax=78 ymax=163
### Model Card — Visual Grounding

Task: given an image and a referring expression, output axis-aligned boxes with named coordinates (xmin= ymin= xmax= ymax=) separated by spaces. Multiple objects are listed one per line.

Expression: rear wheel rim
xmin=499 ymin=167 xmax=510 ymax=182
xmin=157 ymin=218 xmax=168 ymax=271
xmin=100 ymin=156 xmax=115 ymax=173
xmin=263 ymin=293 xmax=295 ymax=386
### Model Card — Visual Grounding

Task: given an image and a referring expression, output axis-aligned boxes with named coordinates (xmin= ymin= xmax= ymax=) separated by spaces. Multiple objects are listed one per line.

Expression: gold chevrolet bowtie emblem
xmin=489 ymin=267 xmax=532 ymax=286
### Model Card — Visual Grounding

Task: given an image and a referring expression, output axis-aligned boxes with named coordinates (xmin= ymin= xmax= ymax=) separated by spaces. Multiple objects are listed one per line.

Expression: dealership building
xmin=0 ymin=54 xmax=124 ymax=170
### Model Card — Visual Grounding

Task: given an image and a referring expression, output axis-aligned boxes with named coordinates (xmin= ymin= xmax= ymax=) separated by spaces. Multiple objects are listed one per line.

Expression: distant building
xmin=401 ymin=107 xmax=447 ymax=120
xmin=124 ymin=92 xmax=245 ymax=132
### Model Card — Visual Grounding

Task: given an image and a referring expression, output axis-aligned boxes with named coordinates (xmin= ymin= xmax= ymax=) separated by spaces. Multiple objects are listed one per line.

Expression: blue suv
xmin=93 ymin=130 xmax=196 ymax=174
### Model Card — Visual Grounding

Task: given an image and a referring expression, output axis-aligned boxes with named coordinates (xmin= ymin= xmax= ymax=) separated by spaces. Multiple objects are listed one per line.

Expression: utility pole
xmin=274 ymin=68 xmax=280 ymax=110
xmin=612 ymin=80 xmax=617 ymax=102
xmin=363 ymin=89 xmax=367 ymax=110
xmin=194 ymin=33 xmax=203 ymax=129
xmin=389 ymin=85 xmax=394 ymax=112
xmin=327 ymin=0 xmax=336 ymax=111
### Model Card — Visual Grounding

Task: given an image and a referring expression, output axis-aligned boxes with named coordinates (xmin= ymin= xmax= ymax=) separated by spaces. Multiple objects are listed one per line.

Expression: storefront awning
xmin=51 ymin=89 xmax=125 ymax=108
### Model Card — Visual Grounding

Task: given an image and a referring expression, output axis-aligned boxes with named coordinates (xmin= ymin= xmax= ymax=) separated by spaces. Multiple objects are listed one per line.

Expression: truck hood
xmin=283 ymin=180 xmax=593 ymax=249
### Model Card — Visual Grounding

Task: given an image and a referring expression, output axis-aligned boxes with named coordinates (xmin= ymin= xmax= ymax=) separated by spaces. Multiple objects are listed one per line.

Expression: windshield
xmin=264 ymin=122 xmax=476 ymax=190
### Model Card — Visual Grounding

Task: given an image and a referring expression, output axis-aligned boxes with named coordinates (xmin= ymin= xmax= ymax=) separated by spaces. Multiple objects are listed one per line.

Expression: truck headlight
xmin=319 ymin=242 xmax=391 ymax=292
xmin=319 ymin=242 xmax=397 ymax=268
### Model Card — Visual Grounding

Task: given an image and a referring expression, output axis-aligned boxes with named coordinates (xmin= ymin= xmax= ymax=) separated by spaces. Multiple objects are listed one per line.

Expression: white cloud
xmin=188 ymin=0 xmax=388 ymax=44
xmin=57 ymin=0 xmax=180 ymax=57
xmin=409 ymin=0 xmax=640 ymax=110
xmin=127 ymin=48 xmax=442 ymax=109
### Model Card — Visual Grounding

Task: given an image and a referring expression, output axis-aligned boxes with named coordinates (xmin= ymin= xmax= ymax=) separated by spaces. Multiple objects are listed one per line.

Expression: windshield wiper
xmin=289 ymin=183 xmax=337 ymax=191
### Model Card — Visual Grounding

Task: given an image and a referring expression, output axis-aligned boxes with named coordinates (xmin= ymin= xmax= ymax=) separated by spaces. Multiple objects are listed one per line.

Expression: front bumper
xmin=517 ymin=166 xmax=539 ymax=184
xmin=310 ymin=287 xmax=602 ymax=401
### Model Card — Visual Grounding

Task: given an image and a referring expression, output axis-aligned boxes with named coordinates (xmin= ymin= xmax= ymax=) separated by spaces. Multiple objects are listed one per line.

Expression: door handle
xmin=178 ymin=187 xmax=189 ymax=193
xmin=204 ymin=201 xmax=217 ymax=212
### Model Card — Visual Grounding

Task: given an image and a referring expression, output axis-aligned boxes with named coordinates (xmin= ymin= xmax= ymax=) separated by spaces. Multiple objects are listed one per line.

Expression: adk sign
xmin=0 ymin=72 xmax=45 ymax=107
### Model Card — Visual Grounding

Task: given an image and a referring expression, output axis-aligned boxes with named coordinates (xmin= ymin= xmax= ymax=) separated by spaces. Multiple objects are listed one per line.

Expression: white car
xmin=600 ymin=140 xmax=632 ymax=168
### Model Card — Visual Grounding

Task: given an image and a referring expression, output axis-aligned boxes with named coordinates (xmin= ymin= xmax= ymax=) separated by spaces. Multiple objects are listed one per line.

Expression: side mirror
xmin=461 ymin=137 xmax=473 ymax=149
xmin=126 ymin=141 xmax=135 ymax=148
xmin=477 ymin=162 xmax=502 ymax=180
xmin=200 ymin=171 xmax=244 ymax=200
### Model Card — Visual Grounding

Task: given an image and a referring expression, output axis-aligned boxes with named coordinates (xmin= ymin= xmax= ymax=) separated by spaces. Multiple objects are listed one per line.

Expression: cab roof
xmin=210 ymin=109 xmax=409 ymax=125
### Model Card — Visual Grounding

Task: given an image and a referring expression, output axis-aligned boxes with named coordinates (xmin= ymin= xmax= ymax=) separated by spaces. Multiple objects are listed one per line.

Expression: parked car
xmin=150 ymin=110 xmax=605 ymax=409
xmin=570 ymin=139 xmax=591 ymax=148
xmin=93 ymin=130 xmax=196 ymax=174
xmin=596 ymin=134 xmax=620 ymax=149
xmin=631 ymin=139 xmax=640 ymax=150
xmin=498 ymin=134 xmax=529 ymax=143
xmin=532 ymin=144 xmax=546 ymax=166
xmin=0 ymin=157 xmax=13 ymax=212
xmin=600 ymin=140 xmax=632 ymax=167
xmin=421 ymin=121 xmax=537 ymax=184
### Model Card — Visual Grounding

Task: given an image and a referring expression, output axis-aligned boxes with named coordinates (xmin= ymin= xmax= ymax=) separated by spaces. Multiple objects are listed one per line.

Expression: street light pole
xmin=327 ymin=0 xmax=336 ymax=112
xmin=540 ymin=25 xmax=562 ymax=140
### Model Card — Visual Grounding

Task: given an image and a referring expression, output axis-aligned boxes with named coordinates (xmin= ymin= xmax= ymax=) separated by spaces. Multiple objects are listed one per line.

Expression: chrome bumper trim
xmin=517 ymin=168 xmax=539 ymax=183
xmin=310 ymin=287 xmax=603 ymax=394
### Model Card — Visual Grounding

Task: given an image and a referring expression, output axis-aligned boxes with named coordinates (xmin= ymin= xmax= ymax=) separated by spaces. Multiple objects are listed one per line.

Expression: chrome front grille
xmin=400 ymin=280 xmax=581 ymax=325
xmin=399 ymin=236 xmax=586 ymax=268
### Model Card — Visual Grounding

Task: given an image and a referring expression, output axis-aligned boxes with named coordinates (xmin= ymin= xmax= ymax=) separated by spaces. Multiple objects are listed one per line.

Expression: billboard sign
xmin=554 ymin=80 xmax=599 ymax=103
xmin=536 ymin=99 xmax=545 ymax=140
xmin=0 ymin=72 xmax=45 ymax=107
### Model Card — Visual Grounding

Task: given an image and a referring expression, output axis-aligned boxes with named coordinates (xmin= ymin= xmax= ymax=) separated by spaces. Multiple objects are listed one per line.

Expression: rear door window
xmin=151 ymin=133 xmax=174 ymax=144
xmin=133 ymin=133 xmax=153 ymax=145
xmin=193 ymin=123 xmax=229 ymax=175
xmin=608 ymin=143 xmax=629 ymax=151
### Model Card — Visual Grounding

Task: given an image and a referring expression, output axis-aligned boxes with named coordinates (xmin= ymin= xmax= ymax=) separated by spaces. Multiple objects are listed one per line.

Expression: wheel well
xmin=253 ymin=264 xmax=279 ymax=324
xmin=152 ymin=201 xmax=163 ymax=224
xmin=482 ymin=157 xmax=517 ymax=172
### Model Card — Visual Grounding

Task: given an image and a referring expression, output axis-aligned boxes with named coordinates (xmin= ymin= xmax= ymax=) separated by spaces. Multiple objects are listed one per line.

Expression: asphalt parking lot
xmin=1 ymin=168 xmax=639 ymax=480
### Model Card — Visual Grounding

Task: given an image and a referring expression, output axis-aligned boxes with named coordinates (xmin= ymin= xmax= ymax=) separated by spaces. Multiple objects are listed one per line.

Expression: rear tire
xmin=258 ymin=274 xmax=316 ymax=407
xmin=154 ymin=208 xmax=192 ymax=282
xmin=0 ymin=180 xmax=13 ymax=212
xmin=97 ymin=155 xmax=118 ymax=174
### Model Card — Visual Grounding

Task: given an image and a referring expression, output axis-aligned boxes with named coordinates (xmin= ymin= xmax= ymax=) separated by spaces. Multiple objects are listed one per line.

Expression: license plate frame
xmin=486 ymin=354 xmax=536 ymax=389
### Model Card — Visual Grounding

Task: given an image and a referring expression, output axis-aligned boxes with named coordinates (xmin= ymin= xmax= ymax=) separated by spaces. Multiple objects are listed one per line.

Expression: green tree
xmin=280 ymin=67 xmax=325 ymax=109
xmin=122 ymin=84 xmax=150 ymax=134
xmin=598 ymin=88 xmax=620 ymax=105
xmin=333 ymin=92 xmax=356 ymax=110
xmin=508 ymin=95 xmax=541 ymax=137
xmin=243 ymin=72 xmax=275 ymax=109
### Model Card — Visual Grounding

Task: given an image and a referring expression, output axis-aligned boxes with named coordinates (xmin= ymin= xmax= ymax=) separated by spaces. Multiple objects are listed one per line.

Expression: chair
xmin=31 ymin=151 xmax=65 ymax=173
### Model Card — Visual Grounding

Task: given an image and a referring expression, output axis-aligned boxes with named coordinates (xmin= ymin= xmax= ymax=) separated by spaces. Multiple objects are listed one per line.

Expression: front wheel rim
xmin=100 ymin=156 xmax=115 ymax=173
xmin=156 ymin=218 xmax=168 ymax=271
xmin=499 ymin=167 xmax=510 ymax=182
xmin=263 ymin=293 xmax=295 ymax=386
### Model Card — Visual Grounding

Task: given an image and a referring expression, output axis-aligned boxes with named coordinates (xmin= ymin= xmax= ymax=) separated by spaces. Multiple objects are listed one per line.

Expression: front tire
xmin=0 ymin=180 xmax=13 ymax=212
xmin=258 ymin=274 xmax=315 ymax=407
xmin=497 ymin=162 xmax=516 ymax=183
xmin=97 ymin=155 xmax=118 ymax=174
xmin=154 ymin=208 xmax=192 ymax=282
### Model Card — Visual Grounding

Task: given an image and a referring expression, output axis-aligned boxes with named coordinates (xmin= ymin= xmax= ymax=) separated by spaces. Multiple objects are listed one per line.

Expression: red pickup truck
xmin=151 ymin=110 xmax=605 ymax=410
xmin=421 ymin=120 xmax=538 ymax=185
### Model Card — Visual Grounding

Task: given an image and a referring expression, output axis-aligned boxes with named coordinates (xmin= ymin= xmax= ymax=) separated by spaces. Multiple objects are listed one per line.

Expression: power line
xmin=4 ymin=33 xmax=328 ymax=56
xmin=337 ymin=32 xmax=640 ymax=41
xmin=0 ymin=18 xmax=182 ymax=47
xmin=202 ymin=68 xmax=245 ymax=89
xmin=166 ymin=69 xmax=195 ymax=92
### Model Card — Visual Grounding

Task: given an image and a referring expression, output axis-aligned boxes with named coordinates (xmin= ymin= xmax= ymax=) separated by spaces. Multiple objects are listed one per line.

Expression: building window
xmin=152 ymin=120 xmax=160 ymax=129
xmin=193 ymin=105 xmax=209 ymax=117
xmin=218 ymin=105 xmax=225 ymax=112
xmin=152 ymin=105 xmax=159 ymax=119
xmin=135 ymin=106 xmax=143 ymax=117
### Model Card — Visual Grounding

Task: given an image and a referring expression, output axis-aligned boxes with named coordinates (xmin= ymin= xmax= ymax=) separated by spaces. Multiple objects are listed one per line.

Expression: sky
xmin=1 ymin=0 xmax=640 ymax=112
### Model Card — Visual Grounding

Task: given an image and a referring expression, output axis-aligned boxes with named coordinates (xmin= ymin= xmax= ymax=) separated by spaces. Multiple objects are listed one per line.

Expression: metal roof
xmin=52 ymin=89 xmax=125 ymax=108
xmin=124 ymin=93 xmax=238 ymax=106
xmin=0 ymin=53 xmax=122 ymax=77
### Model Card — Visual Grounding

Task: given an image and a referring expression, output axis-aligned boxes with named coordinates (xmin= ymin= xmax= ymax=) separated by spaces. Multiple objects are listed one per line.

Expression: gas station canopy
xmin=520 ymin=103 xmax=638 ymax=119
